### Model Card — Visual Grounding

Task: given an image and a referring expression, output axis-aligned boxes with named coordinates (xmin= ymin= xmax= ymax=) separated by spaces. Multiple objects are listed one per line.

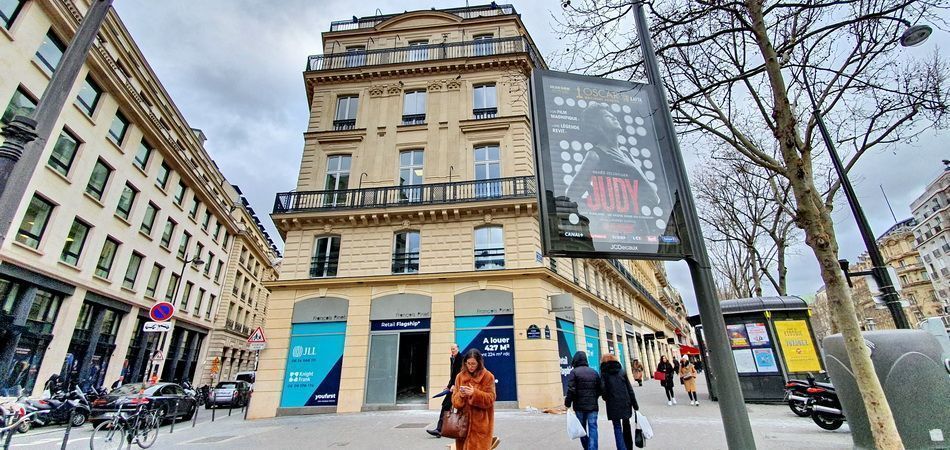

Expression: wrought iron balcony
xmin=392 ymin=252 xmax=420 ymax=274
xmin=329 ymin=4 xmax=517 ymax=31
xmin=307 ymin=36 xmax=541 ymax=71
xmin=274 ymin=176 xmax=536 ymax=214
xmin=473 ymin=107 xmax=498 ymax=119
xmin=332 ymin=119 xmax=356 ymax=131
xmin=401 ymin=114 xmax=426 ymax=126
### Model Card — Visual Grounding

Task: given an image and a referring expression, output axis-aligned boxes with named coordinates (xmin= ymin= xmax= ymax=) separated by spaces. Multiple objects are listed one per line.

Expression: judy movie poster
xmin=532 ymin=70 xmax=688 ymax=259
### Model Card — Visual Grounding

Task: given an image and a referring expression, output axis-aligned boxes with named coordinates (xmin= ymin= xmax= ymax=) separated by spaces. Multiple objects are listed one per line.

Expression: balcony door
xmin=324 ymin=155 xmax=351 ymax=206
xmin=399 ymin=150 xmax=424 ymax=203
xmin=474 ymin=145 xmax=501 ymax=198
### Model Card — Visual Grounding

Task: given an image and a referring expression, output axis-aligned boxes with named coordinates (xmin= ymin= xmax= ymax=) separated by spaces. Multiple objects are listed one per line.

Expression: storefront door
xmin=366 ymin=320 xmax=430 ymax=405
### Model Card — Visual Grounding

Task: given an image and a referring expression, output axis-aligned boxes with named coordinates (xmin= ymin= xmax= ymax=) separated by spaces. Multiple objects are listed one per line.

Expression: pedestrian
xmin=428 ymin=343 xmax=464 ymax=438
xmin=679 ymin=356 xmax=699 ymax=406
xmin=451 ymin=349 xmax=497 ymax=450
xmin=564 ymin=351 xmax=601 ymax=450
xmin=694 ymin=357 xmax=703 ymax=373
xmin=631 ymin=359 xmax=644 ymax=387
xmin=656 ymin=355 xmax=677 ymax=406
xmin=110 ymin=376 xmax=124 ymax=391
xmin=600 ymin=354 xmax=639 ymax=450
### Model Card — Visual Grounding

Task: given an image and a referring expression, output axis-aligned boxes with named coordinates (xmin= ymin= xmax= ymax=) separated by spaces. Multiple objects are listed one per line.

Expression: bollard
xmin=228 ymin=404 xmax=232 ymax=417
xmin=170 ymin=400 xmax=178 ymax=434
xmin=211 ymin=405 xmax=216 ymax=422
xmin=3 ymin=422 xmax=13 ymax=450
xmin=192 ymin=403 xmax=199 ymax=428
xmin=60 ymin=410 xmax=75 ymax=450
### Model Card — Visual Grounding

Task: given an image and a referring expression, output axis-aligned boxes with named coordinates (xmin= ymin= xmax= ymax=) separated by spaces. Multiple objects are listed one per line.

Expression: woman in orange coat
xmin=451 ymin=349 xmax=497 ymax=450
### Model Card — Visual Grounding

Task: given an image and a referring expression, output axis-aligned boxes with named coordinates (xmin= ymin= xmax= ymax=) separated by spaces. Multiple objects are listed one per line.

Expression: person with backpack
xmin=565 ymin=351 xmax=601 ymax=450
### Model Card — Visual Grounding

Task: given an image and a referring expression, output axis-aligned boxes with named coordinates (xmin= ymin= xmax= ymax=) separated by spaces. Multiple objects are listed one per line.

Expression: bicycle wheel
xmin=135 ymin=413 xmax=160 ymax=449
xmin=90 ymin=421 xmax=127 ymax=450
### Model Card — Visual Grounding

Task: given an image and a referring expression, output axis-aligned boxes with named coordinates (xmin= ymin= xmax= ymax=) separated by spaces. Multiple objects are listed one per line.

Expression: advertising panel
xmin=745 ymin=323 xmax=770 ymax=347
xmin=456 ymin=315 xmax=517 ymax=402
xmin=732 ymin=349 xmax=757 ymax=374
xmin=531 ymin=69 xmax=689 ymax=259
xmin=727 ymin=324 xmax=750 ymax=348
xmin=752 ymin=348 xmax=778 ymax=373
xmin=584 ymin=326 xmax=601 ymax=374
xmin=556 ymin=318 xmax=577 ymax=395
xmin=774 ymin=320 xmax=822 ymax=372
xmin=280 ymin=322 xmax=346 ymax=407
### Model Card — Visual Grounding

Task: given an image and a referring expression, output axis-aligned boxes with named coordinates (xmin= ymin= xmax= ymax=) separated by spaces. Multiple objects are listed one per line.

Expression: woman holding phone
xmin=451 ymin=349 xmax=498 ymax=449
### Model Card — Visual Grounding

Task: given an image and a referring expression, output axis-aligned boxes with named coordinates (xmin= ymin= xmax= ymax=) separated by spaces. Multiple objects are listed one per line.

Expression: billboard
xmin=774 ymin=320 xmax=822 ymax=373
xmin=531 ymin=69 xmax=689 ymax=259
xmin=456 ymin=315 xmax=517 ymax=402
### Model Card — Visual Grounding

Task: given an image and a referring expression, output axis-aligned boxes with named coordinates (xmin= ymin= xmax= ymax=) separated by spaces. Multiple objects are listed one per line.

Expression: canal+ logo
xmin=292 ymin=345 xmax=317 ymax=358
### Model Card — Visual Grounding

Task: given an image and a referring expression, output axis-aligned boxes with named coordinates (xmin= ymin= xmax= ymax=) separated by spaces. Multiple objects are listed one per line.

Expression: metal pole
xmin=803 ymin=81 xmax=910 ymax=329
xmin=60 ymin=410 xmax=75 ymax=450
xmin=169 ymin=400 xmax=177 ymax=434
xmin=192 ymin=402 xmax=199 ymax=428
xmin=211 ymin=405 xmax=216 ymax=422
xmin=632 ymin=4 xmax=756 ymax=449
xmin=0 ymin=0 xmax=114 ymax=247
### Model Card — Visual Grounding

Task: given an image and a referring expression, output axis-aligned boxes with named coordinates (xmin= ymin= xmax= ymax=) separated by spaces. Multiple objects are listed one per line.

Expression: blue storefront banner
xmin=618 ymin=342 xmax=626 ymax=369
xmin=370 ymin=318 xmax=431 ymax=332
xmin=584 ymin=326 xmax=601 ymax=374
xmin=556 ymin=318 xmax=577 ymax=395
xmin=280 ymin=322 xmax=346 ymax=408
xmin=456 ymin=315 xmax=516 ymax=402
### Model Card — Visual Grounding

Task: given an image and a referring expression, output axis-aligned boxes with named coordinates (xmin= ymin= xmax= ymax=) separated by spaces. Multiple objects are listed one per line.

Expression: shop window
xmin=47 ymin=129 xmax=80 ymax=177
xmin=392 ymin=231 xmax=420 ymax=274
xmin=310 ymin=235 xmax=340 ymax=278
xmin=474 ymin=225 xmax=504 ymax=270
xmin=16 ymin=194 xmax=54 ymax=249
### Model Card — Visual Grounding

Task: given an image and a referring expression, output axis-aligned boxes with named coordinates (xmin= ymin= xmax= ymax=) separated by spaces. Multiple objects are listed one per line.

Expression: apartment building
xmin=0 ymin=0 xmax=277 ymax=395
xmin=249 ymin=4 xmax=687 ymax=418
xmin=911 ymin=166 xmax=950 ymax=315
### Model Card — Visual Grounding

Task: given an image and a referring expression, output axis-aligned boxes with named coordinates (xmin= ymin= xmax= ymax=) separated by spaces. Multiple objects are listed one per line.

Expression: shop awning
xmin=679 ymin=344 xmax=701 ymax=355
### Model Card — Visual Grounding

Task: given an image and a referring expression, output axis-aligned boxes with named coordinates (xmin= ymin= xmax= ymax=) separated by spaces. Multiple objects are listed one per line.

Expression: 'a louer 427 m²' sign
xmin=531 ymin=70 xmax=690 ymax=259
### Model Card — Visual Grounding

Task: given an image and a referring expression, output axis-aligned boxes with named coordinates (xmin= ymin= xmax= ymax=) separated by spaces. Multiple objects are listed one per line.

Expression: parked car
xmin=89 ymin=382 xmax=197 ymax=425
xmin=207 ymin=381 xmax=251 ymax=409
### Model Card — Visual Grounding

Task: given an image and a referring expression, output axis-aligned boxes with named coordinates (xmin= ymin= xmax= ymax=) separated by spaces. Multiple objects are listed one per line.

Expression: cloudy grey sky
xmin=111 ymin=1 xmax=947 ymax=314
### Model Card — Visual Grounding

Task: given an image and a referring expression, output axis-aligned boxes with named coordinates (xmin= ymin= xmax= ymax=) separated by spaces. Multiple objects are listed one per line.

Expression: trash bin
xmin=822 ymin=330 xmax=950 ymax=449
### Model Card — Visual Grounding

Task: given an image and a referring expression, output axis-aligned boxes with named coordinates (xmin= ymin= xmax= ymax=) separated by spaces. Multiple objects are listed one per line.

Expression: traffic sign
xmin=247 ymin=327 xmax=267 ymax=344
xmin=149 ymin=302 xmax=175 ymax=322
xmin=249 ymin=342 xmax=266 ymax=351
xmin=143 ymin=322 xmax=172 ymax=332
xmin=210 ymin=357 xmax=220 ymax=374
xmin=149 ymin=350 xmax=165 ymax=362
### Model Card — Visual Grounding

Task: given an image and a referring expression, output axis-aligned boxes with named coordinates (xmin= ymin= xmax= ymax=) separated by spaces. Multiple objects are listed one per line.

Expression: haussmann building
xmin=249 ymin=4 xmax=692 ymax=418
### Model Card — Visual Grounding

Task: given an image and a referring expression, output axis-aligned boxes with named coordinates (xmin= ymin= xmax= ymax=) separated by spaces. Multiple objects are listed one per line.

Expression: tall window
xmin=402 ymin=90 xmax=426 ymax=125
xmin=35 ymin=30 xmax=66 ymax=74
xmin=310 ymin=236 xmax=340 ymax=278
xmin=165 ymin=273 xmax=180 ymax=302
xmin=133 ymin=140 xmax=152 ymax=171
xmin=160 ymin=219 xmax=176 ymax=248
xmin=145 ymin=264 xmax=163 ymax=298
xmin=324 ymin=155 xmax=351 ymax=206
xmin=195 ymin=288 xmax=206 ymax=315
xmin=399 ymin=150 xmax=424 ymax=202
xmin=473 ymin=84 xmax=497 ymax=119
xmin=333 ymin=95 xmax=358 ymax=130
xmin=474 ymin=226 xmax=504 ymax=270
xmin=85 ymin=158 xmax=112 ymax=201
xmin=61 ymin=218 xmax=91 ymax=265
xmin=2 ymin=86 xmax=37 ymax=124
xmin=344 ymin=45 xmax=366 ymax=67
xmin=215 ymin=260 xmax=224 ymax=282
xmin=47 ymin=129 xmax=80 ymax=177
xmin=474 ymin=144 xmax=501 ymax=197
xmin=123 ymin=252 xmax=144 ymax=290
xmin=189 ymin=198 xmax=201 ymax=219
xmin=392 ymin=231 xmax=420 ymax=274
xmin=202 ymin=210 xmax=212 ymax=230
xmin=407 ymin=40 xmax=429 ymax=62
xmin=204 ymin=254 xmax=214 ymax=276
xmin=174 ymin=180 xmax=187 ymax=205
xmin=156 ymin=162 xmax=171 ymax=190
xmin=140 ymin=202 xmax=159 ymax=235
xmin=180 ymin=281 xmax=193 ymax=308
xmin=472 ymin=34 xmax=495 ymax=56
xmin=1 ymin=0 xmax=26 ymax=29
xmin=177 ymin=231 xmax=192 ymax=259
xmin=115 ymin=183 xmax=138 ymax=220
xmin=213 ymin=222 xmax=223 ymax=242
xmin=108 ymin=111 xmax=129 ymax=144
xmin=95 ymin=237 xmax=120 ymax=278
xmin=75 ymin=76 xmax=102 ymax=116
xmin=206 ymin=294 xmax=216 ymax=320
xmin=16 ymin=194 xmax=54 ymax=248
xmin=194 ymin=243 xmax=204 ymax=262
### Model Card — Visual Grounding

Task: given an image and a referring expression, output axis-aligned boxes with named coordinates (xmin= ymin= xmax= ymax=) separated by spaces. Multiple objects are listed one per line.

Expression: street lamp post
xmin=149 ymin=254 xmax=204 ymax=383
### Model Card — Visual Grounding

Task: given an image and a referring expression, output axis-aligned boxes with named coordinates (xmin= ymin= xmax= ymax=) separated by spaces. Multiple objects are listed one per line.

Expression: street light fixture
xmin=805 ymin=22 xmax=931 ymax=329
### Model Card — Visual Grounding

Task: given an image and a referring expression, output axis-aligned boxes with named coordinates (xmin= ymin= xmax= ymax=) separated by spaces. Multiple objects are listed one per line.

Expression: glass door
xmin=365 ymin=334 xmax=398 ymax=404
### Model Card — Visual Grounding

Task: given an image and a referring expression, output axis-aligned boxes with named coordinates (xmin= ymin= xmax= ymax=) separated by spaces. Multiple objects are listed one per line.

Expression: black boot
xmin=426 ymin=429 xmax=441 ymax=438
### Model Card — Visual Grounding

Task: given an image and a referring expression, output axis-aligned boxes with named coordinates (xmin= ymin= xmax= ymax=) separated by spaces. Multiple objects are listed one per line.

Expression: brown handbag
xmin=440 ymin=407 xmax=469 ymax=439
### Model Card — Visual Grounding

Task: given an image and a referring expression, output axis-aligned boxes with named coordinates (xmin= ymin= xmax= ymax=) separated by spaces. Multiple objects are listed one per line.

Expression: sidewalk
xmin=13 ymin=374 xmax=852 ymax=449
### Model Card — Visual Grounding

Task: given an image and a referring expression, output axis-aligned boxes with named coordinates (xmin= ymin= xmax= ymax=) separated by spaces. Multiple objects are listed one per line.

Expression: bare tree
xmin=696 ymin=155 xmax=798 ymax=298
xmin=555 ymin=0 xmax=948 ymax=447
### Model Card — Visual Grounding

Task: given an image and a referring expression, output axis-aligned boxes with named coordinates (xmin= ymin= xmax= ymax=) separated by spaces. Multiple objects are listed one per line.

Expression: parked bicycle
xmin=89 ymin=397 xmax=160 ymax=450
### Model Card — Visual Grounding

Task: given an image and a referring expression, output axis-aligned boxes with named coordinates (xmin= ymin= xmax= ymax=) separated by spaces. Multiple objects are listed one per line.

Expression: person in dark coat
xmin=657 ymin=355 xmax=677 ymax=405
xmin=428 ymin=343 xmax=463 ymax=437
xmin=600 ymin=353 xmax=639 ymax=450
xmin=565 ymin=351 xmax=601 ymax=450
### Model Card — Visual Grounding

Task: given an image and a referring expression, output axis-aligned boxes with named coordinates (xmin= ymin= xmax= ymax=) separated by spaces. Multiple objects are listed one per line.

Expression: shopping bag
xmin=566 ymin=409 xmax=587 ymax=440
xmin=653 ymin=370 xmax=664 ymax=380
xmin=636 ymin=411 xmax=654 ymax=440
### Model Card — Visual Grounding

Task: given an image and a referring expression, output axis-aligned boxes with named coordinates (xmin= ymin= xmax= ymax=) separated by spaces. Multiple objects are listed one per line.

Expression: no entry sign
xmin=150 ymin=302 xmax=175 ymax=322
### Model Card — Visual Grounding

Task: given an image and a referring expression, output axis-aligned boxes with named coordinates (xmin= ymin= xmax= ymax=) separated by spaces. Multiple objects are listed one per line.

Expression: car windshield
xmin=215 ymin=383 xmax=237 ymax=389
xmin=109 ymin=383 xmax=154 ymax=396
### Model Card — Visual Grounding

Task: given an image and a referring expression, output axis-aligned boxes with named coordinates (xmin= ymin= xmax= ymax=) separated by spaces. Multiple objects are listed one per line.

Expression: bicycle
xmin=89 ymin=398 xmax=161 ymax=450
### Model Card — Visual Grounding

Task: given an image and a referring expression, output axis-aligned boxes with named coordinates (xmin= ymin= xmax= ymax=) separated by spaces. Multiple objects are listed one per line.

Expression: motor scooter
xmin=806 ymin=383 xmax=846 ymax=430
xmin=783 ymin=376 xmax=815 ymax=417
xmin=24 ymin=386 xmax=90 ymax=428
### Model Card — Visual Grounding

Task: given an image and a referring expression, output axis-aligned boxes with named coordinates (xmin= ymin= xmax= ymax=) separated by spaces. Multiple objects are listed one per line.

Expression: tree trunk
xmin=743 ymin=0 xmax=904 ymax=447
xmin=776 ymin=239 xmax=787 ymax=296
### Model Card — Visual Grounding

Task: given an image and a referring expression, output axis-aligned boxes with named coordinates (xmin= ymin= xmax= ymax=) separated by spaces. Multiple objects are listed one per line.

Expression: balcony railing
xmin=392 ymin=252 xmax=420 ymax=274
xmin=475 ymin=248 xmax=505 ymax=270
xmin=329 ymin=4 xmax=517 ymax=31
xmin=332 ymin=119 xmax=356 ymax=131
xmin=307 ymin=36 xmax=541 ymax=71
xmin=473 ymin=107 xmax=498 ymax=119
xmin=274 ymin=176 xmax=536 ymax=214
xmin=401 ymin=114 xmax=426 ymax=126
xmin=310 ymin=256 xmax=339 ymax=278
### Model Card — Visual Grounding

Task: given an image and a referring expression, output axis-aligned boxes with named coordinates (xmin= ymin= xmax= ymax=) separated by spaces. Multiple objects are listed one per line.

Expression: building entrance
xmin=366 ymin=320 xmax=431 ymax=405
xmin=396 ymin=331 xmax=429 ymax=403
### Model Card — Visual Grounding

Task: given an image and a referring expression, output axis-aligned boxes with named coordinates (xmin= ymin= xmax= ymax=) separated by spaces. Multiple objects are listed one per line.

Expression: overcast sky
xmin=111 ymin=0 xmax=948 ymax=315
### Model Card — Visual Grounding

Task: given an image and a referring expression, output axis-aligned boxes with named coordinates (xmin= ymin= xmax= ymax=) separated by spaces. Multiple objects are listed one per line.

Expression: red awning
xmin=679 ymin=344 xmax=701 ymax=355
